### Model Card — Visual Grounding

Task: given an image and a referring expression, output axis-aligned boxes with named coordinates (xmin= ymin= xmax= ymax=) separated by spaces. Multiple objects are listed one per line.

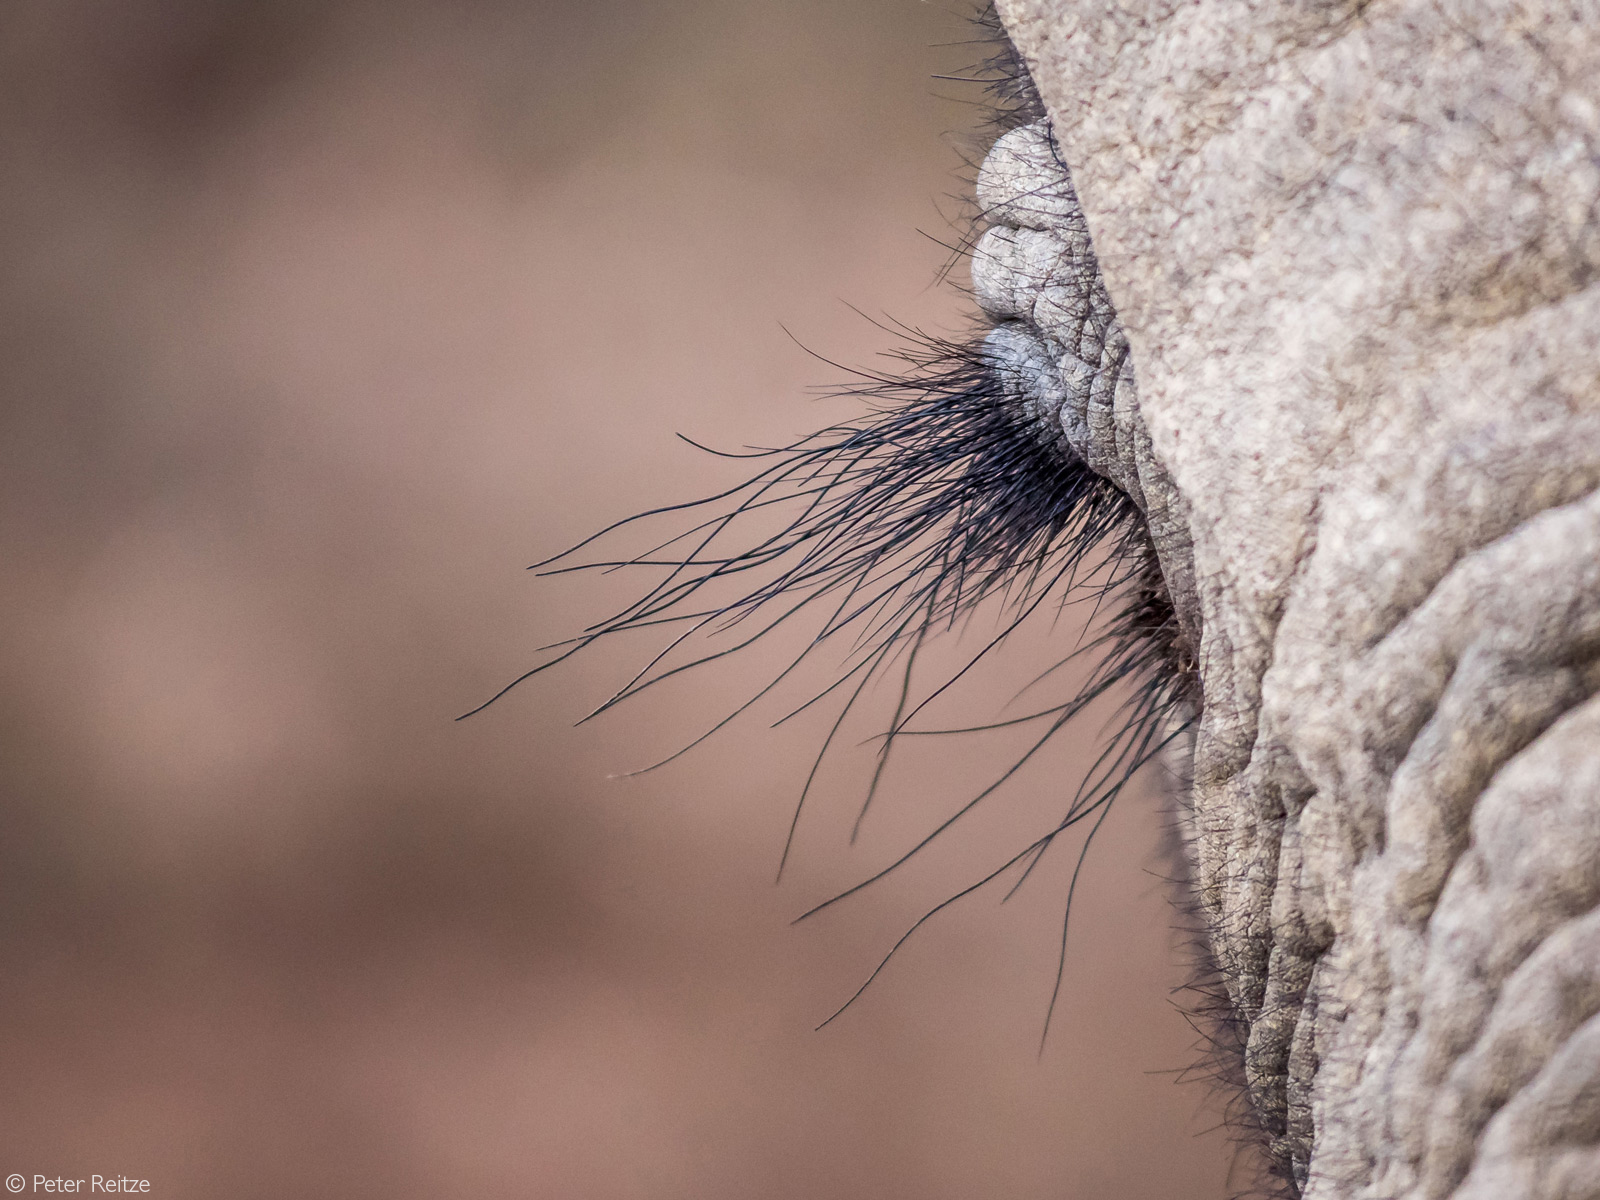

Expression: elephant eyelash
xmin=469 ymin=3 xmax=1195 ymax=1041
xmin=951 ymin=2 xmax=1048 ymax=135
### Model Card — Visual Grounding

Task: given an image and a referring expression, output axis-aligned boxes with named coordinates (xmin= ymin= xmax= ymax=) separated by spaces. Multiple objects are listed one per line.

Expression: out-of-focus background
xmin=0 ymin=2 xmax=1245 ymax=1197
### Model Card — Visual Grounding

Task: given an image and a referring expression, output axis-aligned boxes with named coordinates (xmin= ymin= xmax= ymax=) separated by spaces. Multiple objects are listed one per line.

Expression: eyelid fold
xmin=973 ymin=119 xmax=1144 ymax=513
xmin=976 ymin=120 xmax=1085 ymax=231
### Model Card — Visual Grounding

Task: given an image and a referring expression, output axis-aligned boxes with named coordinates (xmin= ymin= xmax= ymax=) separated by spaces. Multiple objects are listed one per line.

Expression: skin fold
xmin=982 ymin=1 xmax=1600 ymax=1195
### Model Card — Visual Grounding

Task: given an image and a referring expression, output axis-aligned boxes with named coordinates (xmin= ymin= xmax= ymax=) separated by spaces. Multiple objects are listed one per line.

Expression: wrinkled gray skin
xmin=978 ymin=2 xmax=1600 ymax=1196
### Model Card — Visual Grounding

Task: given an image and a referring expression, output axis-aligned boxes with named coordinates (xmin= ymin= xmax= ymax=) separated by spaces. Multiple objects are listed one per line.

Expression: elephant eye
xmin=472 ymin=3 xmax=1192 ymax=1031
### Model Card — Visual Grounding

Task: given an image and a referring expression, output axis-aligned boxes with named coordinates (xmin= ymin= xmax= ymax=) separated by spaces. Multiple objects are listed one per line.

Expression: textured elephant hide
xmin=992 ymin=1 xmax=1600 ymax=1195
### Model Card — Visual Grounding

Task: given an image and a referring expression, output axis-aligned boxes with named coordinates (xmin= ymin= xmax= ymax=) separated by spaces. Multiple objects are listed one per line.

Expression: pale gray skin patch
xmin=985 ymin=1 xmax=1600 ymax=1196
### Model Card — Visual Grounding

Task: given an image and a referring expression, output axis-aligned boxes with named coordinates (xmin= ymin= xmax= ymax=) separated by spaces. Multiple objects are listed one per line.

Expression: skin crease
xmin=986 ymin=1 xmax=1600 ymax=1196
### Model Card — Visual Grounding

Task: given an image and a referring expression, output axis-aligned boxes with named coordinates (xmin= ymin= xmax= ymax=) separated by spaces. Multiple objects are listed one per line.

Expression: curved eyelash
xmin=467 ymin=3 xmax=1195 ymax=1042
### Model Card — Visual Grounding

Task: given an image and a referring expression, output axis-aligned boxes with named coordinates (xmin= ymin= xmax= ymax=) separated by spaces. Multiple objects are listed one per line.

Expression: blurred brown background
xmin=0 ymin=2 xmax=1242 ymax=1197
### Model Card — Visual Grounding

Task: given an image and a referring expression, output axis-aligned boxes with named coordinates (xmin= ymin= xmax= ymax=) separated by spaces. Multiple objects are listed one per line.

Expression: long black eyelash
xmin=470 ymin=2 xmax=1197 ymax=1042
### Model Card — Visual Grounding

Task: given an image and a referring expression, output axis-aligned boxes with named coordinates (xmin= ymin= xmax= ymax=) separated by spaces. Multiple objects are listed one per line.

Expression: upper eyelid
xmin=976 ymin=120 xmax=1086 ymax=232
xmin=970 ymin=115 xmax=1147 ymax=502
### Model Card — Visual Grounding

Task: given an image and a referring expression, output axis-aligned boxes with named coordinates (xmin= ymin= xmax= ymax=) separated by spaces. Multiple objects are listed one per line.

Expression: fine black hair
xmin=469 ymin=0 xmax=1227 ymax=1142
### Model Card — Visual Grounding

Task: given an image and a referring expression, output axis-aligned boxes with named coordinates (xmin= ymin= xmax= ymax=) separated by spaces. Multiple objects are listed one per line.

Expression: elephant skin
xmin=982 ymin=1 xmax=1600 ymax=1196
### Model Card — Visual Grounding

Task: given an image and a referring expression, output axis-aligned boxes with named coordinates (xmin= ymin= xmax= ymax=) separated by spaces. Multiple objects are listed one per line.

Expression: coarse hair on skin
xmin=466 ymin=0 xmax=1258 ymax=1147
xmin=1157 ymin=752 xmax=1304 ymax=1200
xmin=955 ymin=1 xmax=1048 ymax=136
